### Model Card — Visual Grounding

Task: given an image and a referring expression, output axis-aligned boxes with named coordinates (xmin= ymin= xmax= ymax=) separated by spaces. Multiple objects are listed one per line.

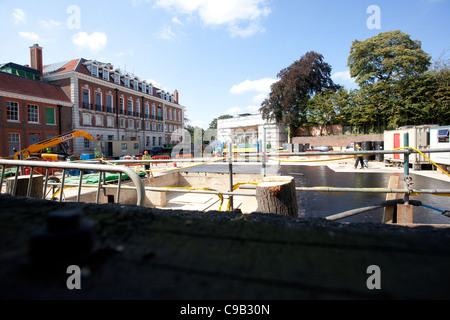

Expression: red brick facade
xmin=0 ymin=72 xmax=72 ymax=157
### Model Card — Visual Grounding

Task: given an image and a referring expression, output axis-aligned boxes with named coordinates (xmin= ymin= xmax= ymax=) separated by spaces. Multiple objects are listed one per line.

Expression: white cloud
xmin=158 ymin=26 xmax=177 ymax=40
xmin=72 ymin=32 xmax=107 ymax=54
xmin=154 ymin=0 xmax=271 ymax=38
xmin=230 ymin=77 xmax=277 ymax=94
xmin=39 ymin=19 xmax=62 ymax=28
xmin=13 ymin=9 xmax=25 ymax=25
xmin=227 ymin=106 xmax=243 ymax=115
xmin=19 ymin=31 xmax=39 ymax=41
xmin=332 ymin=71 xmax=357 ymax=88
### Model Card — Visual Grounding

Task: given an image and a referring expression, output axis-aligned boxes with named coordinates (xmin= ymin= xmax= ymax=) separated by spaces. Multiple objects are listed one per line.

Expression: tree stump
xmin=256 ymin=176 xmax=298 ymax=217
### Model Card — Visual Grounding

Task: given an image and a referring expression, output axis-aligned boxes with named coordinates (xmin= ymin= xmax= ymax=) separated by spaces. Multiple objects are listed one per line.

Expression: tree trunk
xmin=256 ymin=176 xmax=298 ymax=217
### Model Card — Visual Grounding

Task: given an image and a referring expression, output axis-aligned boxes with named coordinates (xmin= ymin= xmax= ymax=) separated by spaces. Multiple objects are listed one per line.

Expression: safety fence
xmin=1 ymin=147 xmax=449 ymax=222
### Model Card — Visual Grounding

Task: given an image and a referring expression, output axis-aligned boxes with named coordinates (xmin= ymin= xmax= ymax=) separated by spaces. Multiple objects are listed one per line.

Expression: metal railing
xmin=0 ymin=160 xmax=145 ymax=206
xmin=1 ymin=147 xmax=449 ymax=221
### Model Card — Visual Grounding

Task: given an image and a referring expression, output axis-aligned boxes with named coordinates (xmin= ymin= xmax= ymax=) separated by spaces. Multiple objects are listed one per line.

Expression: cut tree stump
xmin=256 ymin=176 xmax=298 ymax=217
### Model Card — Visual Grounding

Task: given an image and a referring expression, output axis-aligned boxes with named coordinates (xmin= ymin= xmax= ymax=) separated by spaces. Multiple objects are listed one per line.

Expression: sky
xmin=0 ymin=0 xmax=449 ymax=129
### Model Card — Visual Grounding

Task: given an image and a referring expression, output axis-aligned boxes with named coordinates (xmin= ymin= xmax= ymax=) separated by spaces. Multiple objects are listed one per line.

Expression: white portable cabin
xmin=94 ymin=140 xmax=140 ymax=159
xmin=383 ymin=125 xmax=438 ymax=169
xmin=430 ymin=126 xmax=450 ymax=167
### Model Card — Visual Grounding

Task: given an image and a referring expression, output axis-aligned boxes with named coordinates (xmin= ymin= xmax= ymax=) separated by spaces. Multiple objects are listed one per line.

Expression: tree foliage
xmin=260 ymin=51 xmax=340 ymax=131
xmin=348 ymin=30 xmax=431 ymax=86
xmin=260 ymin=31 xmax=449 ymax=134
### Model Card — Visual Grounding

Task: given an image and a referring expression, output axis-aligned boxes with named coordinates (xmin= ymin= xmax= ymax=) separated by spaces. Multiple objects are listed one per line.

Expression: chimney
xmin=174 ymin=90 xmax=179 ymax=104
xmin=30 ymin=44 xmax=43 ymax=75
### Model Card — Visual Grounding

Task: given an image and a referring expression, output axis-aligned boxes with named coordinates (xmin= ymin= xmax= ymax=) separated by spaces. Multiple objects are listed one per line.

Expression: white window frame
xmin=114 ymin=73 xmax=121 ymax=84
xmin=128 ymin=119 xmax=134 ymax=129
xmin=7 ymin=101 xmax=20 ymax=122
xmin=27 ymin=104 xmax=39 ymax=123
xmin=91 ymin=65 xmax=99 ymax=77
xmin=103 ymin=69 xmax=109 ymax=81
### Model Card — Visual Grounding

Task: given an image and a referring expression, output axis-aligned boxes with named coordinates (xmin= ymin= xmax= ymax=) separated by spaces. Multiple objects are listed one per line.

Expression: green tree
xmin=347 ymin=30 xmax=432 ymax=131
xmin=208 ymin=114 xmax=233 ymax=129
xmin=348 ymin=30 xmax=431 ymax=86
xmin=260 ymin=51 xmax=340 ymax=134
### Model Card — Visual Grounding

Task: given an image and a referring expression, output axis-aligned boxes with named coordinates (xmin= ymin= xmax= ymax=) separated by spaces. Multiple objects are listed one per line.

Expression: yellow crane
xmin=14 ymin=130 xmax=100 ymax=161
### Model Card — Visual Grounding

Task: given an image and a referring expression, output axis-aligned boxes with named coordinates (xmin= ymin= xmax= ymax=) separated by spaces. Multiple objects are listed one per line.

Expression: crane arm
xmin=14 ymin=130 xmax=98 ymax=160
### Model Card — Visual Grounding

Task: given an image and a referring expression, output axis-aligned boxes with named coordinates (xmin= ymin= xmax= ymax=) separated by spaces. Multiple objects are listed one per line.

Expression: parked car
xmin=307 ymin=146 xmax=333 ymax=152
xmin=343 ymin=142 xmax=355 ymax=152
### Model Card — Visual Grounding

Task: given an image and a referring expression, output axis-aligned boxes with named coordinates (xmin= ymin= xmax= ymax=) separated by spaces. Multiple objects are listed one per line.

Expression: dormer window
xmin=142 ymin=83 xmax=147 ymax=93
xmin=133 ymin=80 xmax=139 ymax=91
xmin=91 ymin=65 xmax=99 ymax=77
xmin=114 ymin=73 xmax=121 ymax=84
xmin=124 ymin=77 xmax=130 ymax=88
xmin=103 ymin=69 xmax=109 ymax=81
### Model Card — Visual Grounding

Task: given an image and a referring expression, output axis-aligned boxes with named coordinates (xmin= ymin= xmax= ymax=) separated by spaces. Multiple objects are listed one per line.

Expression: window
xmin=168 ymin=109 xmax=172 ymax=120
xmin=164 ymin=108 xmax=167 ymax=119
xmin=145 ymin=122 xmax=150 ymax=130
xmin=95 ymin=92 xmax=102 ymax=111
xmin=158 ymin=123 xmax=162 ymax=131
xmin=148 ymin=85 xmax=153 ymax=95
xmin=120 ymin=98 xmax=125 ymax=114
xmin=128 ymin=119 xmax=134 ymax=129
xmin=82 ymin=88 xmax=90 ymax=109
xmin=7 ymin=101 xmax=19 ymax=121
xmin=137 ymin=120 xmax=141 ymax=130
xmin=84 ymin=137 xmax=91 ymax=148
xmin=136 ymin=100 xmax=140 ymax=117
xmin=146 ymin=136 xmax=150 ymax=147
xmin=28 ymin=104 xmax=39 ymax=123
xmin=142 ymin=84 xmax=147 ymax=93
xmin=152 ymin=122 xmax=156 ymax=131
xmin=103 ymin=69 xmax=109 ymax=81
xmin=108 ymin=135 xmax=114 ymax=140
xmin=46 ymin=107 xmax=56 ymax=125
xmin=120 ymin=118 xmax=125 ymax=128
xmin=158 ymin=137 xmax=162 ymax=146
xmin=91 ymin=65 xmax=98 ymax=77
xmin=106 ymin=94 xmax=113 ymax=113
xmin=114 ymin=73 xmax=121 ymax=84
xmin=152 ymin=137 xmax=156 ymax=146
xmin=152 ymin=104 xmax=156 ymax=117
xmin=121 ymin=143 xmax=128 ymax=151
xmin=145 ymin=103 xmax=150 ymax=118
xmin=127 ymin=99 xmax=133 ymax=116
xmin=8 ymin=132 xmax=20 ymax=156
xmin=438 ymin=129 xmax=449 ymax=143
xmin=178 ymin=111 xmax=181 ymax=122
xmin=124 ymin=78 xmax=130 ymax=88
xmin=133 ymin=80 xmax=139 ymax=91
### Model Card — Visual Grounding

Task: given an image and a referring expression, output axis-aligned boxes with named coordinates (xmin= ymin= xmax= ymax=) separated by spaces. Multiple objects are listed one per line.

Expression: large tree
xmin=260 ymin=51 xmax=340 ymax=133
xmin=347 ymin=30 xmax=432 ymax=130
xmin=348 ymin=30 xmax=431 ymax=87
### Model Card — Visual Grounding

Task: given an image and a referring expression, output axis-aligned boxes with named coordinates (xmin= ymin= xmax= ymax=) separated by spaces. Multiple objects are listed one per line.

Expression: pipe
xmin=326 ymin=206 xmax=384 ymax=221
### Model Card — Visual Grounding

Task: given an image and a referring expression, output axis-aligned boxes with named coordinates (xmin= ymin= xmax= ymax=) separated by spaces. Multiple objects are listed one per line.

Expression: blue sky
xmin=1 ymin=0 xmax=448 ymax=129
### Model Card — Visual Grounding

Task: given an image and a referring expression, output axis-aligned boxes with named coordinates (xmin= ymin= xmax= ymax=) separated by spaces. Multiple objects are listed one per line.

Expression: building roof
xmin=0 ymin=71 xmax=71 ymax=104
xmin=0 ymin=62 xmax=40 ymax=75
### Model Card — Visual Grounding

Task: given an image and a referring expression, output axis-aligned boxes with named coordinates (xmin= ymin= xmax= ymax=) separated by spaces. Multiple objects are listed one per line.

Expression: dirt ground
xmin=0 ymin=194 xmax=449 ymax=301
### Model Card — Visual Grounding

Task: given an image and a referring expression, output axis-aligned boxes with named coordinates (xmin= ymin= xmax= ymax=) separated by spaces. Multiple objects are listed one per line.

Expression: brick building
xmin=0 ymin=62 xmax=72 ymax=157
xmin=39 ymin=45 xmax=185 ymax=155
